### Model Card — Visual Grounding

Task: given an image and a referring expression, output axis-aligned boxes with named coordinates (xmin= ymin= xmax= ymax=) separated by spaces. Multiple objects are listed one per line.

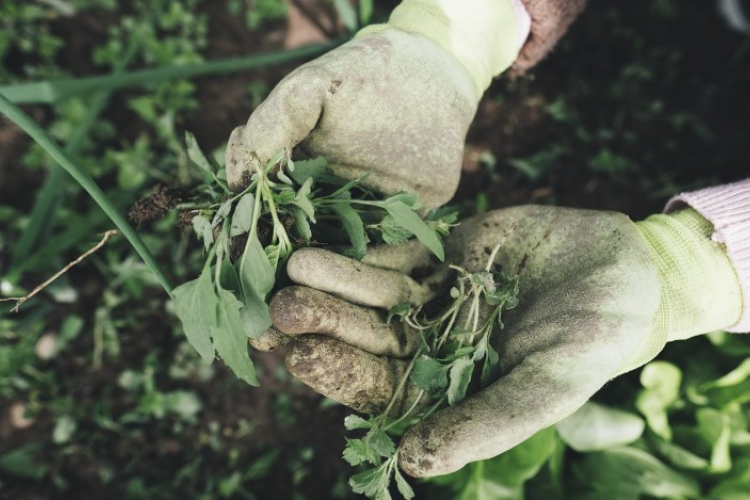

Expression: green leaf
xmin=394 ymin=468 xmax=415 ymax=500
xmin=172 ymin=271 xmax=217 ymax=363
xmin=212 ymin=286 xmax=258 ymax=386
xmin=410 ymin=355 xmax=448 ymax=392
xmin=185 ymin=131 xmax=217 ymax=178
xmin=238 ymin=232 xmax=275 ymax=302
xmin=229 ymin=193 xmax=254 ymax=237
xmin=636 ymin=361 xmax=682 ymax=440
xmin=447 ymin=356 xmax=474 ymax=406
xmin=384 ymin=192 xmax=420 ymax=208
xmin=331 ymin=203 xmax=368 ymax=260
xmin=289 ymin=157 xmax=327 ymax=185
xmin=0 ymin=443 xmax=48 ymax=480
xmin=289 ymin=206 xmax=312 ymax=241
xmin=349 ymin=461 xmax=392 ymax=498
xmin=696 ymin=408 xmax=732 ymax=473
xmin=212 ymin=200 xmax=233 ymax=227
xmin=380 ymin=215 xmax=412 ymax=246
xmin=343 ymin=438 xmax=380 ymax=466
xmin=192 ymin=214 xmax=214 ymax=251
xmin=556 ymin=402 xmax=645 ymax=452
xmin=573 ymin=447 xmax=700 ymax=498
xmin=344 ymin=415 xmax=372 ymax=430
xmin=430 ymin=428 xmax=556 ymax=500
xmin=386 ymin=302 xmax=411 ymax=325
xmin=293 ymin=177 xmax=316 ymax=223
xmin=382 ymin=200 xmax=444 ymax=261
xmin=367 ymin=428 xmax=396 ymax=458
xmin=650 ymin=436 xmax=709 ymax=470
xmin=273 ymin=189 xmax=296 ymax=205
xmin=265 ymin=244 xmax=282 ymax=272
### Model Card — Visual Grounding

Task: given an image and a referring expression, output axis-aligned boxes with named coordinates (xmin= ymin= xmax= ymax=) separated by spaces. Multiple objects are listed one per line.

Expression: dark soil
xmin=1 ymin=1 xmax=748 ymax=499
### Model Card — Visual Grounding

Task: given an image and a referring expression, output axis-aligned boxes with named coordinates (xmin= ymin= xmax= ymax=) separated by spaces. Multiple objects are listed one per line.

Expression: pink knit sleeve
xmin=665 ymin=178 xmax=750 ymax=333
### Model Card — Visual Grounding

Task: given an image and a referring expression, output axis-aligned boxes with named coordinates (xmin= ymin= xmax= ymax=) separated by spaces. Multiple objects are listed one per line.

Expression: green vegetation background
xmin=1 ymin=0 xmax=749 ymax=499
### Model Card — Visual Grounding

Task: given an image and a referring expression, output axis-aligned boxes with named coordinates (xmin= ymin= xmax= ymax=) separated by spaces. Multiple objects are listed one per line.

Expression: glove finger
xmin=286 ymin=247 xmax=449 ymax=309
xmin=226 ymin=66 xmax=328 ymax=191
xmin=285 ymin=336 xmax=424 ymax=416
xmin=270 ymin=286 xmax=420 ymax=358
xmin=248 ymin=325 xmax=291 ymax=352
xmin=361 ymin=240 xmax=434 ymax=274
xmin=398 ymin=335 xmax=622 ymax=478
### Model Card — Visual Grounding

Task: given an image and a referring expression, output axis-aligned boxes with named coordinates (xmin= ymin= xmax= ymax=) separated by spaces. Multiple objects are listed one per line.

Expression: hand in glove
xmin=225 ymin=0 xmax=530 ymax=209
xmin=270 ymin=205 xmax=742 ymax=477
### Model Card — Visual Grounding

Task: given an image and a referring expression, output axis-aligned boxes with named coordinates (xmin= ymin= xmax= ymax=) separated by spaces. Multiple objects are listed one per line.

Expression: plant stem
xmin=0 ymin=93 xmax=174 ymax=296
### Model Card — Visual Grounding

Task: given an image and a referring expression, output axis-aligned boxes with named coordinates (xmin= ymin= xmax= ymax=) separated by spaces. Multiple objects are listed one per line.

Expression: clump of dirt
xmin=128 ymin=184 xmax=182 ymax=226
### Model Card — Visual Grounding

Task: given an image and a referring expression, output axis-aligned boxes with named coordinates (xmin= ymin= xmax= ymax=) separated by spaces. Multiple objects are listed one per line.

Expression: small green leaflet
xmin=192 ymin=215 xmax=214 ymax=251
xmin=410 ymin=355 xmax=448 ymax=392
xmin=172 ymin=271 xmax=217 ymax=363
xmin=345 ymin=415 xmax=373 ymax=430
xmin=288 ymin=206 xmax=312 ymax=240
xmin=382 ymin=200 xmax=444 ymax=261
xmin=349 ymin=460 xmax=393 ymax=499
xmin=381 ymin=215 xmax=412 ymax=246
xmin=185 ymin=131 xmax=219 ymax=182
xmin=394 ymin=468 xmax=415 ymax=500
xmin=448 ymin=356 xmax=475 ymax=406
xmin=289 ymin=157 xmax=327 ymax=185
xmin=292 ymin=177 xmax=316 ymax=223
xmin=367 ymin=428 xmax=396 ymax=458
xmin=332 ymin=203 xmax=368 ymax=260
xmin=343 ymin=438 xmax=381 ymax=466
xmin=212 ymin=286 xmax=259 ymax=386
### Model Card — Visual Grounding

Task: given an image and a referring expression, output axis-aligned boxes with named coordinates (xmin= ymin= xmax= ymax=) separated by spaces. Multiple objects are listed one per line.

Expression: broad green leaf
xmin=650 ymin=436 xmax=709 ymax=470
xmin=219 ymin=257 xmax=241 ymax=294
xmin=410 ymin=355 xmax=448 ymax=392
xmin=556 ymin=402 xmax=644 ymax=452
xmin=172 ymin=271 xmax=217 ymax=363
xmin=0 ymin=443 xmax=48 ymax=480
xmin=636 ymin=361 xmax=681 ymax=440
xmin=382 ymin=200 xmax=444 ymax=261
xmin=367 ymin=428 xmax=396 ymax=458
xmin=332 ymin=0 xmax=357 ymax=31
xmin=192 ymin=215 xmax=214 ymax=251
xmin=573 ymin=447 xmax=700 ymax=498
xmin=289 ymin=157 xmax=327 ymax=185
xmin=344 ymin=415 xmax=372 ymax=430
xmin=212 ymin=287 xmax=258 ymax=386
xmin=447 ymin=356 xmax=474 ymax=405
xmin=394 ymin=468 xmax=415 ymax=500
xmin=239 ymin=291 xmax=272 ymax=340
xmin=229 ymin=193 xmax=254 ymax=237
xmin=380 ymin=215 xmax=412 ymax=246
xmin=293 ymin=177 xmax=316 ymax=222
xmin=331 ymin=203 xmax=368 ymax=260
xmin=238 ymin=232 xmax=275 ymax=302
xmin=343 ymin=438 xmax=380 ymax=466
xmin=429 ymin=428 xmax=556 ymax=500
xmin=697 ymin=408 xmax=732 ymax=473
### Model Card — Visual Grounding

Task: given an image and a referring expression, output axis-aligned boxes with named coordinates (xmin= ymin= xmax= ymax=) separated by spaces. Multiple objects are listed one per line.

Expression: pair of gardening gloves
xmin=225 ymin=0 xmax=745 ymax=478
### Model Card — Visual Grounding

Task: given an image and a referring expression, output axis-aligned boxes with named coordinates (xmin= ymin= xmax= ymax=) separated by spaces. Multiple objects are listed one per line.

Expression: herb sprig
xmin=172 ymin=133 xmax=458 ymax=385
xmin=344 ymin=240 xmax=520 ymax=499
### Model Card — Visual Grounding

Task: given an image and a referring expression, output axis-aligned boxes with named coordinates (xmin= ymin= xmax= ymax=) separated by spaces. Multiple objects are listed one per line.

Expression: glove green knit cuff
xmin=356 ymin=0 xmax=527 ymax=96
xmin=637 ymin=207 xmax=742 ymax=344
xmin=618 ymin=209 xmax=742 ymax=374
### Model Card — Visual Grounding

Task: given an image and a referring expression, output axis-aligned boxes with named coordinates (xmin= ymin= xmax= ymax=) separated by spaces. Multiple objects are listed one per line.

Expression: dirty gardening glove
xmin=225 ymin=0 xmax=530 ymax=209
xmin=272 ymin=205 xmax=743 ymax=477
